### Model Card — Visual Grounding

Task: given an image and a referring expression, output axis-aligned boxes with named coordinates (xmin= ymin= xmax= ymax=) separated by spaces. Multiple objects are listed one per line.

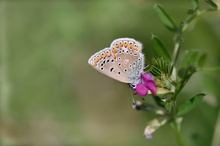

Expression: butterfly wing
xmin=88 ymin=38 xmax=145 ymax=85
xmin=110 ymin=38 xmax=145 ymax=86
xmin=88 ymin=47 xmax=131 ymax=83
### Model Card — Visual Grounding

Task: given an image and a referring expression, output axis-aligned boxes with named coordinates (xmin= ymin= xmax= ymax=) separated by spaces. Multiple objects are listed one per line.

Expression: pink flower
xmin=135 ymin=73 xmax=157 ymax=96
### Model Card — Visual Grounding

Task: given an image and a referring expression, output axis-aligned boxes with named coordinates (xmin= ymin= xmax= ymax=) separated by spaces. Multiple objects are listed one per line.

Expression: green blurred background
xmin=0 ymin=0 xmax=220 ymax=146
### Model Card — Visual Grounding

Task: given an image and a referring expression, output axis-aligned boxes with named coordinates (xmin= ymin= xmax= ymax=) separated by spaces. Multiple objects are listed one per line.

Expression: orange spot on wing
xmin=124 ymin=44 xmax=128 ymax=47
xmin=129 ymin=44 xmax=133 ymax=49
xmin=114 ymin=54 xmax=116 ymax=59
xmin=120 ymin=43 xmax=124 ymax=47
xmin=134 ymin=47 xmax=140 ymax=51
xmin=113 ymin=49 xmax=117 ymax=53
xmin=97 ymin=56 xmax=101 ymax=60
xmin=102 ymin=54 xmax=106 ymax=58
xmin=115 ymin=44 xmax=119 ymax=48
xmin=95 ymin=58 xmax=99 ymax=63
xmin=106 ymin=52 xmax=111 ymax=57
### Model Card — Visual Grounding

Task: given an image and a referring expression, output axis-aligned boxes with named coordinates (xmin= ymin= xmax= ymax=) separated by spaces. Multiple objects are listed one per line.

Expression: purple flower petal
xmin=141 ymin=73 xmax=154 ymax=82
xmin=145 ymin=134 xmax=153 ymax=139
xmin=141 ymin=73 xmax=157 ymax=95
xmin=135 ymin=84 xmax=148 ymax=96
xmin=145 ymin=81 xmax=157 ymax=95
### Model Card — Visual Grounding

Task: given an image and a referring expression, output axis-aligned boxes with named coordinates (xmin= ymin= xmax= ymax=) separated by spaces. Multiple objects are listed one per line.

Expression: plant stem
xmin=171 ymin=118 xmax=185 ymax=146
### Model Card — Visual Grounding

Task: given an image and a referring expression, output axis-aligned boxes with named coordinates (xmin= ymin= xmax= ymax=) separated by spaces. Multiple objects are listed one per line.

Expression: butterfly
xmin=88 ymin=38 xmax=145 ymax=90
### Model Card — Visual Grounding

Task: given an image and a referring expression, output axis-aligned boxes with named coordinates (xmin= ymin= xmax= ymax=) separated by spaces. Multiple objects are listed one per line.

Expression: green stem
xmin=171 ymin=118 xmax=185 ymax=146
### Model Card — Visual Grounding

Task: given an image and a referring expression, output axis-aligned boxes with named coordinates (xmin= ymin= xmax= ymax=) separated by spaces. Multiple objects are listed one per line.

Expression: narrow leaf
xmin=190 ymin=0 xmax=199 ymax=8
xmin=151 ymin=34 xmax=172 ymax=61
xmin=177 ymin=93 xmax=205 ymax=116
xmin=154 ymin=3 xmax=178 ymax=32
xmin=197 ymin=53 xmax=207 ymax=68
xmin=152 ymin=95 xmax=165 ymax=107
xmin=187 ymin=9 xmax=196 ymax=15
xmin=180 ymin=50 xmax=199 ymax=69
xmin=177 ymin=65 xmax=197 ymax=95
xmin=205 ymin=0 xmax=218 ymax=9
xmin=165 ymin=101 xmax=174 ymax=113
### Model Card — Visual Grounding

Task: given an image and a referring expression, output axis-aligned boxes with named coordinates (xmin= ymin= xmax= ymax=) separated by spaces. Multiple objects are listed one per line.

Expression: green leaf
xmin=176 ymin=65 xmax=197 ymax=96
xmin=152 ymin=95 xmax=165 ymax=107
xmin=205 ymin=0 xmax=218 ymax=9
xmin=151 ymin=34 xmax=171 ymax=61
xmin=180 ymin=50 xmax=199 ymax=69
xmin=187 ymin=9 xmax=196 ymax=15
xmin=176 ymin=93 xmax=205 ymax=116
xmin=154 ymin=3 xmax=178 ymax=32
xmin=190 ymin=0 xmax=199 ymax=8
xmin=197 ymin=53 xmax=207 ymax=68
xmin=165 ymin=101 xmax=174 ymax=113
xmin=149 ymin=58 xmax=173 ymax=78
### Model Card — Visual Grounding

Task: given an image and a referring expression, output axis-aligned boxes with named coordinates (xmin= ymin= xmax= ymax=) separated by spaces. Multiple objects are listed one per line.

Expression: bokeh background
xmin=0 ymin=0 xmax=220 ymax=146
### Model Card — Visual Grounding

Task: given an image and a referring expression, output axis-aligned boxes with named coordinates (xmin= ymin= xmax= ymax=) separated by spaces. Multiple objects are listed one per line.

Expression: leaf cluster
xmin=140 ymin=0 xmax=218 ymax=140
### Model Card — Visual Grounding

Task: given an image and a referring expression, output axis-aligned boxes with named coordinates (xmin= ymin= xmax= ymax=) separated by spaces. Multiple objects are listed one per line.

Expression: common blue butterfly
xmin=88 ymin=38 xmax=145 ymax=89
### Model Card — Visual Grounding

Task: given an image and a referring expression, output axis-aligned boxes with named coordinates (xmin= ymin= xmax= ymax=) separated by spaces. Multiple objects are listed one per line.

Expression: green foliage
xmin=148 ymin=58 xmax=173 ymax=78
xmin=154 ymin=3 xmax=178 ymax=32
xmin=139 ymin=0 xmax=218 ymax=144
xmin=151 ymin=34 xmax=171 ymax=61
xmin=176 ymin=93 xmax=205 ymax=116
xmin=190 ymin=0 xmax=199 ymax=8
xmin=205 ymin=0 xmax=218 ymax=9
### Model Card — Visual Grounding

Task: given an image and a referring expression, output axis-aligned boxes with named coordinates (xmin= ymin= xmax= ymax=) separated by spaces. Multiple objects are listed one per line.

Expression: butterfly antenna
xmin=129 ymin=87 xmax=136 ymax=104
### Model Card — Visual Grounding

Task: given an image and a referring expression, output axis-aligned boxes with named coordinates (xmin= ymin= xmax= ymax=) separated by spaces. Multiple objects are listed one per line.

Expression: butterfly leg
xmin=129 ymin=85 xmax=136 ymax=104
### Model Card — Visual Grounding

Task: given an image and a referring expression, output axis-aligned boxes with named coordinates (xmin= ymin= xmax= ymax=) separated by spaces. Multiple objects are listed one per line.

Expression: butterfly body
xmin=88 ymin=38 xmax=145 ymax=89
